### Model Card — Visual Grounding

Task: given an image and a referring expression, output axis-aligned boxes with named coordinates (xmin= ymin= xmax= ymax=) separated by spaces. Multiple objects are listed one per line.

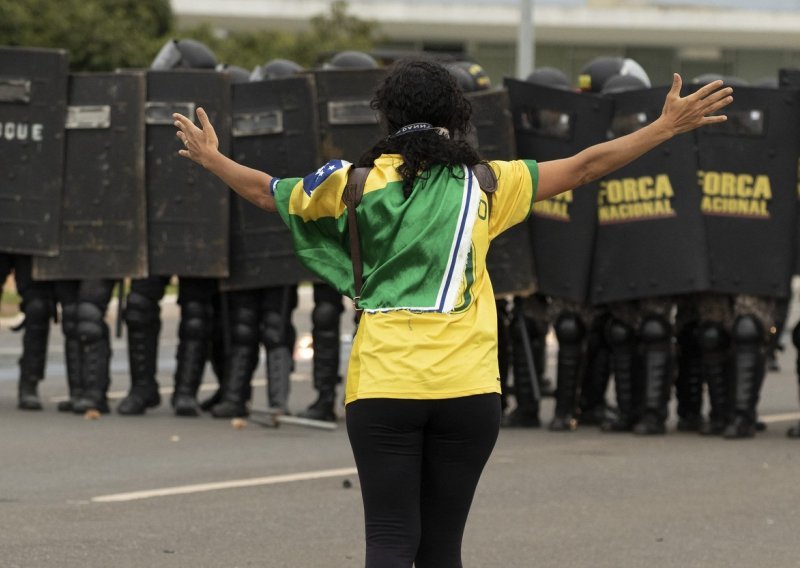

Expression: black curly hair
xmin=357 ymin=57 xmax=483 ymax=197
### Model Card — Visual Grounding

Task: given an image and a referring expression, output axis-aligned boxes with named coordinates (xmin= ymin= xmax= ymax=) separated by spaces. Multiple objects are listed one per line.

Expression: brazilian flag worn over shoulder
xmin=270 ymin=155 xmax=482 ymax=313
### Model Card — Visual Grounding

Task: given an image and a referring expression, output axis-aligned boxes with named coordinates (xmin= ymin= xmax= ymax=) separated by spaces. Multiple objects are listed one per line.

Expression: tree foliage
xmin=0 ymin=0 xmax=173 ymax=71
xmin=0 ymin=0 xmax=376 ymax=72
xmin=182 ymin=1 xmax=377 ymax=71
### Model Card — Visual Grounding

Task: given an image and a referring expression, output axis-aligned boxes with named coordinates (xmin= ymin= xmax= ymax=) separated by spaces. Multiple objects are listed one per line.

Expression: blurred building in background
xmin=171 ymin=0 xmax=800 ymax=86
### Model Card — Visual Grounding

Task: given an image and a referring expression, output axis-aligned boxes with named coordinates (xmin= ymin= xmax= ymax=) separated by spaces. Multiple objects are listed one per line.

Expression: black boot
xmin=698 ymin=322 xmax=731 ymax=436
xmin=789 ymin=323 xmax=800 ymax=438
xmin=267 ymin=346 xmax=293 ymax=413
xmin=602 ymin=319 xmax=639 ymax=432
xmin=675 ymin=322 xmax=704 ymax=432
xmin=723 ymin=315 xmax=765 ymax=439
xmin=549 ymin=313 xmax=585 ymax=431
xmin=17 ymin=318 xmax=50 ymax=411
xmin=211 ymin=343 xmax=257 ymax=418
xmin=72 ymin=341 xmax=110 ymax=414
xmin=119 ymin=295 xmax=161 ymax=415
xmin=299 ymin=297 xmax=341 ymax=422
xmin=173 ymin=300 xmax=213 ymax=417
xmin=72 ymin=303 xmax=111 ymax=414
xmin=118 ymin=327 xmax=161 ymax=415
xmin=58 ymin=335 xmax=83 ymax=412
xmin=578 ymin=313 xmax=615 ymax=426
xmin=503 ymin=304 xmax=540 ymax=428
xmin=496 ymin=300 xmax=512 ymax=413
xmin=633 ymin=315 xmax=673 ymax=436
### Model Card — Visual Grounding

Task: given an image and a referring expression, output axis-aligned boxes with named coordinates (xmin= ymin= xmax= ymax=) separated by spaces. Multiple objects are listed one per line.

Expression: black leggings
xmin=346 ymin=394 xmax=502 ymax=568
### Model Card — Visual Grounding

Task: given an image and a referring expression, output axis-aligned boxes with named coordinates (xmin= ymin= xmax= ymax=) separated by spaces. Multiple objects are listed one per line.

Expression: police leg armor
xmin=503 ymin=303 xmax=541 ymax=428
xmin=723 ymin=315 xmax=765 ymax=439
xmin=602 ymin=319 xmax=638 ymax=432
xmin=72 ymin=302 xmax=111 ymax=414
xmin=119 ymin=291 xmax=162 ymax=415
xmin=299 ymin=289 xmax=342 ymax=422
xmin=173 ymin=300 xmax=213 ymax=417
xmin=58 ymin=300 xmax=83 ymax=412
xmin=211 ymin=295 xmax=259 ymax=419
xmin=675 ymin=322 xmax=704 ymax=432
xmin=698 ymin=322 xmax=731 ymax=435
xmin=549 ymin=313 xmax=585 ymax=431
xmin=17 ymin=292 xmax=52 ymax=410
xmin=532 ymin=316 xmax=553 ymax=397
xmin=578 ymin=314 xmax=615 ymax=426
xmin=262 ymin=300 xmax=296 ymax=413
xmin=787 ymin=322 xmax=800 ymax=438
xmin=633 ymin=315 xmax=673 ymax=435
xmin=202 ymin=294 xmax=228 ymax=411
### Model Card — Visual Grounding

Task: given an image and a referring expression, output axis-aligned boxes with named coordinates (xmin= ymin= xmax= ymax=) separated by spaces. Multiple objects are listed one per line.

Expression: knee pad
xmin=230 ymin=306 xmax=259 ymax=346
xmin=733 ymin=315 xmax=763 ymax=346
xmin=699 ymin=322 xmax=729 ymax=352
xmin=76 ymin=302 xmax=107 ymax=342
xmin=640 ymin=315 xmax=671 ymax=345
xmin=554 ymin=313 xmax=585 ymax=345
xmin=261 ymin=309 xmax=292 ymax=348
xmin=179 ymin=300 xmax=213 ymax=341
xmin=606 ymin=319 xmax=635 ymax=348
xmin=21 ymin=294 xmax=53 ymax=327
xmin=125 ymin=291 xmax=160 ymax=327
xmin=61 ymin=302 xmax=80 ymax=338
xmin=79 ymin=280 xmax=114 ymax=308
xmin=312 ymin=302 xmax=341 ymax=332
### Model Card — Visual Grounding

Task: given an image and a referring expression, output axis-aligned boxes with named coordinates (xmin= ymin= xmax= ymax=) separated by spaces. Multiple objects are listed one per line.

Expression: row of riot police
xmin=494 ymin=56 xmax=800 ymax=439
xmin=0 ymin=41 xmax=393 ymax=422
xmin=4 ymin=40 xmax=800 ymax=439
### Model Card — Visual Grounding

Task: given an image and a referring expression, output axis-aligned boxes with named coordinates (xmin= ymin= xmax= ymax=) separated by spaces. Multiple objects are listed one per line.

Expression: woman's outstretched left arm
xmin=535 ymin=74 xmax=733 ymax=202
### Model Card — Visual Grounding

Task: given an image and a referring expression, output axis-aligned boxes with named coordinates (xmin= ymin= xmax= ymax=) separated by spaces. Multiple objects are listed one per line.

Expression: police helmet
xmin=325 ymin=51 xmax=379 ymax=70
xmin=216 ymin=64 xmax=251 ymax=84
xmin=251 ymin=59 xmax=304 ymax=81
xmin=601 ymin=73 xmax=650 ymax=94
xmin=445 ymin=63 xmax=479 ymax=93
xmin=451 ymin=61 xmax=492 ymax=91
xmin=150 ymin=38 xmax=217 ymax=70
xmin=692 ymin=73 xmax=749 ymax=87
xmin=525 ymin=67 xmax=570 ymax=90
xmin=579 ymin=56 xmax=650 ymax=93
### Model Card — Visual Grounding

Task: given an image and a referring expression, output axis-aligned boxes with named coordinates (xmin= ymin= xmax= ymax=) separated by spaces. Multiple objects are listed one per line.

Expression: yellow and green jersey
xmin=271 ymin=154 xmax=538 ymax=403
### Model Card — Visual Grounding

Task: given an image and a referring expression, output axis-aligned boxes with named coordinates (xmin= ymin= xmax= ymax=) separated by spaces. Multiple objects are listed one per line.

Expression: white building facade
xmin=171 ymin=0 xmax=800 ymax=86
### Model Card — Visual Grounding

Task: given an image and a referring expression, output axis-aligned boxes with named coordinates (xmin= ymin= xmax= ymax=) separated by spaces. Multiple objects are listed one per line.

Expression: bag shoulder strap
xmin=472 ymin=162 xmax=498 ymax=217
xmin=343 ymin=167 xmax=371 ymax=319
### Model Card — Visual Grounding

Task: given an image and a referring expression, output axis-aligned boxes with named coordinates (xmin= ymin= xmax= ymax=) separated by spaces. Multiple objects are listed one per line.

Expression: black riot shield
xmin=693 ymin=85 xmax=800 ymax=299
xmin=34 ymin=72 xmax=148 ymax=280
xmin=505 ymin=78 xmax=612 ymax=304
xmin=0 ymin=47 xmax=68 ymax=255
xmin=222 ymin=76 xmax=319 ymax=291
xmin=779 ymin=69 xmax=800 ymax=275
xmin=467 ymin=88 xmax=536 ymax=296
xmin=314 ymin=68 xmax=387 ymax=162
xmin=589 ymin=87 xmax=710 ymax=304
xmin=145 ymin=70 xmax=231 ymax=277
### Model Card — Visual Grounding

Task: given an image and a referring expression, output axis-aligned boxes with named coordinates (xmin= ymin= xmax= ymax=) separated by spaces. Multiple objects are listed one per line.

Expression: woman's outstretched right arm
xmin=173 ymin=108 xmax=277 ymax=212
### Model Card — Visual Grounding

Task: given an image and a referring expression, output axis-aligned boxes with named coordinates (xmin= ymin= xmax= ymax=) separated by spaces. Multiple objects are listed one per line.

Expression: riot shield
xmin=0 ymin=47 xmax=68 ymax=255
xmin=693 ymin=85 xmax=800 ymax=299
xmin=222 ymin=75 xmax=319 ymax=291
xmin=145 ymin=70 xmax=231 ymax=277
xmin=589 ymin=87 xmax=710 ymax=304
xmin=34 ymin=72 xmax=147 ymax=280
xmin=779 ymin=69 xmax=800 ymax=275
xmin=313 ymin=68 xmax=387 ymax=162
xmin=505 ymin=79 xmax=612 ymax=304
xmin=468 ymin=88 xmax=536 ymax=296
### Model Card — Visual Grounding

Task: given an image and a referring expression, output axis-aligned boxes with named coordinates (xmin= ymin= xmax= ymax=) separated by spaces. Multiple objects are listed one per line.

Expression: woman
xmin=174 ymin=58 xmax=731 ymax=567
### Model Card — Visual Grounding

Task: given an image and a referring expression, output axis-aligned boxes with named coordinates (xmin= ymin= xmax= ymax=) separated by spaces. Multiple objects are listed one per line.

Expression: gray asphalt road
xmin=1 ymin=287 xmax=800 ymax=567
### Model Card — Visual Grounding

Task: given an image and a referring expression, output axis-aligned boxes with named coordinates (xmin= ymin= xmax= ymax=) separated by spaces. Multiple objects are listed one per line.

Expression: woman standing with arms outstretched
xmin=174 ymin=58 xmax=731 ymax=567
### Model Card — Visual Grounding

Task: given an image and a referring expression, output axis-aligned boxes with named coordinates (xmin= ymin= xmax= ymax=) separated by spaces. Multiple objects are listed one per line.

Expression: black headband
xmin=390 ymin=122 xmax=450 ymax=139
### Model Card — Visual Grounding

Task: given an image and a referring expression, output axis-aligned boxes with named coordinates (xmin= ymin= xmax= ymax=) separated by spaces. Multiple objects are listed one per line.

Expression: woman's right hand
xmin=173 ymin=107 xmax=220 ymax=169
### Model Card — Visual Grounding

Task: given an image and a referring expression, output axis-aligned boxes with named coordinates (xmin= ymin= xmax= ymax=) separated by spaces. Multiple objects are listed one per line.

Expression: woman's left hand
xmin=659 ymin=73 xmax=733 ymax=136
